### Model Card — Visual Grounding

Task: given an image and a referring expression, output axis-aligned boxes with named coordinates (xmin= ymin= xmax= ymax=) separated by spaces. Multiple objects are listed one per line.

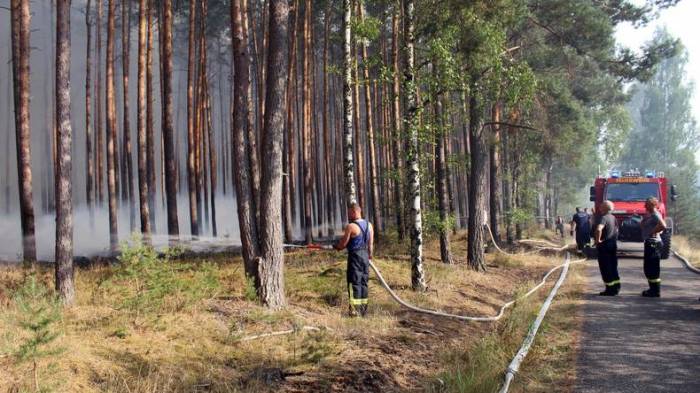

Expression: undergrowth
xmin=97 ymin=239 xmax=221 ymax=319
xmin=434 ymin=288 xmax=539 ymax=393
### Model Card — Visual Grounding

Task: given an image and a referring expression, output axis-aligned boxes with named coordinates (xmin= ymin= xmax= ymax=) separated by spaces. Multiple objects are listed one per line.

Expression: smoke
xmin=0 ymin=193 xmax=243 ymax=262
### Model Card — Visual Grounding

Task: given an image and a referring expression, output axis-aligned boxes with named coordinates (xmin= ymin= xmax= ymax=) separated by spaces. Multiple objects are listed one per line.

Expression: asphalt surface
xmin=574 ymin=243 xmax=700 ymax=393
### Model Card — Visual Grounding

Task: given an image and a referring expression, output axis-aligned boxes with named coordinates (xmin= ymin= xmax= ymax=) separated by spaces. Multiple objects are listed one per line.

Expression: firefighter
xmin=334 ymin=203 xmax=374 ymax=317
xmin=594 ymin=200 xmax=620 ymax=296
xmin=555 ymin=215 xmax=565 ymax=238
xmin=640 ymin=197 xmax=667 ymax=297
xmin=570 ymin=207 xmax=591 ymax=251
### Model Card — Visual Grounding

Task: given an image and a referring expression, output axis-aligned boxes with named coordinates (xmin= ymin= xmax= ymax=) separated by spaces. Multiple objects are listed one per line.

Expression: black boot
xmin=642 ymin=282 xmax=660 ymax=298
xmin=599 ymin=283 xmax=620 ymax=296
xmin=359 ymin=304 xmax=368 ymax=317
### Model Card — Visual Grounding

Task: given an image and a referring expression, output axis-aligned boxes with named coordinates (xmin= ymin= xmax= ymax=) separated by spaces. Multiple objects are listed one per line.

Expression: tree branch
xmin=482 ymin=121 xmax=540 ymax=132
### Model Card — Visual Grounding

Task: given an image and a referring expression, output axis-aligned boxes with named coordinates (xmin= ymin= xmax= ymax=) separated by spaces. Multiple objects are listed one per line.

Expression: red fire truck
xmin=590 ymin=170 xmax=678 ymax=259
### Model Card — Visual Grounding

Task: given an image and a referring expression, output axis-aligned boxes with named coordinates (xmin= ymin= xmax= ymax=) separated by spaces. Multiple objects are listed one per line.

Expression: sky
xmin=615 ymin=0 xmax=700 ymax=160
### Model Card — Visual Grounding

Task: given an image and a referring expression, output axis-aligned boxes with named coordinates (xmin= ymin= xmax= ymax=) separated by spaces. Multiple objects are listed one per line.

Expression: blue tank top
xmin=347 ymin=219 xmax=370 ymax=251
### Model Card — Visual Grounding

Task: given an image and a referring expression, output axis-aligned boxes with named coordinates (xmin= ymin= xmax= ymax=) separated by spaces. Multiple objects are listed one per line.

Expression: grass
xmin=430 ymin=263 xmax=586 ymax=393
xmin=673 ymin=235 xmax=700 ymax=268
xmin=0 ymin=230 xmax=586 ymax=392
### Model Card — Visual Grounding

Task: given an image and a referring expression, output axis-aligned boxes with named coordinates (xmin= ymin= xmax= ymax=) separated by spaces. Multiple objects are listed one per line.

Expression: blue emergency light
xmin=610 ymin=170 xmax=621 ymax=178
xmin=645 ymin=170 xmax=655 ymax=178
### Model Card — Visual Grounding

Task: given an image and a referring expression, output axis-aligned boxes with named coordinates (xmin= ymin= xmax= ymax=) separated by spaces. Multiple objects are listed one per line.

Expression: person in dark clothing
xmin=334 ymin=203 xmax=374 ymax=317
xmin=594 ymin=200 xmax=620 ymax=296
xmin=640 ymin=197 xmax=667 ymax=297
xmin=570 ymin=207 xmax=591 ymax=251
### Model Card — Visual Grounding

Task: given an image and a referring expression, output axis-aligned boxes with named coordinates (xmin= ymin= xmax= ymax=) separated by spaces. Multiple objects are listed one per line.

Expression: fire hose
xmin=283 ymin=225 xmax=584 ymax=324
xmin=255 ymin=233 xmax=586 ymax=393
xmin=673 ymin=250 xmax=700 ymax=275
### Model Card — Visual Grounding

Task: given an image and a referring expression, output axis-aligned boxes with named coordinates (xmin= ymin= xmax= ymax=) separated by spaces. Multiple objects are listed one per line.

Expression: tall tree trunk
xmin=257 ymin=0 xmax=289 ymax=309
xmin=283 ymin=0 xmax=299 ymax=241
xmin=403 ymin=0 xmax=426 ymax=291
xmin=342 ymin=0 xmax=357 ymax=207
xmin=246 ymin=1 xmax=262 ymax=223
xmin=503 ymin=118 xmax=514 ymax=244
xmin=96 ymin=0 xmax=104 ymax=204
xmin=85 ymin=0 xmax=95 ymax=222
xmin=106 ymin=0 xmax=119 ymax=252
xmin=136 ymin=0 xmax=151 ymax=238
xmin=122 ymin=0 xmax=135 ymax=231
xmin=352 ymin=42 xmax=365 ymax=209
xmin=55 ymin=0 xmax=75 ymax=305
xmin=146 ymin=0 xmax=157 ymax=231
xmin=186 ymin=0 xmax=199 ymax=237
xmin=467 ymin=89 xmax=487 ymax=271
xmin=10 ymin=0 xmax=37 ymax=266
xmin=435 ymin=95 xmax=453 ymax=264
xmin=205 ymin=79 xmax=217 ymax=237
xmin=322 ymin=4 xmax=334 ymax=235
xmin=161 ymin=0 xmax=179 ymax=238
xmin=489 ymin=103 xmax=502 ymax=244
xmin=301 ymin=0 xmax=313 ymax=244
xmin=232 ymin=0 xmax=260 ymax=279
xmin=390 ymin=7 xmax=404 ymax=240
xmin=357 ymin=1 xmax=382 ymax=234
xmin=199 ymin=0 xmax=216 ymax=237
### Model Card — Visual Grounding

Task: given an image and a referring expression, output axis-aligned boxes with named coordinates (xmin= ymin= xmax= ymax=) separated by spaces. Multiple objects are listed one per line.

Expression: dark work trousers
xmin=347 ymin=248 xmax=369 ymax=312
xmin=576 ymin=230 xmax=590 ymax=251
xmin=644 ymin=239 xmax=662 ymax=287
xmin=597 ymin=239 xmax=620 ymax=288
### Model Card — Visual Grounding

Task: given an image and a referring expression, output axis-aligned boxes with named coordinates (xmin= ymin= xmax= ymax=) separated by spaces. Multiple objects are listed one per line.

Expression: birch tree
xmin=403 ymin=0 xmax=426 ymax=291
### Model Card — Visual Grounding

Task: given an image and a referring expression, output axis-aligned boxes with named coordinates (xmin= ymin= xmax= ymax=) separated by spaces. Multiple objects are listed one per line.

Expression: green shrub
xmin=99 ymin=239 xmax=221 ymax=318
xmin=6 ymin=276 xmax=64 ymax=392
xmin=301 ymin=329 xmax=335 ymax=364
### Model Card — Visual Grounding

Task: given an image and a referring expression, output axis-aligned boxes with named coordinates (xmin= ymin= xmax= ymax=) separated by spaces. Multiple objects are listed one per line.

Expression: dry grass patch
xmin=0 ymin=231 xmax=580 ymax=392
xmin=673 ymin=236 xmax=700 ymax=267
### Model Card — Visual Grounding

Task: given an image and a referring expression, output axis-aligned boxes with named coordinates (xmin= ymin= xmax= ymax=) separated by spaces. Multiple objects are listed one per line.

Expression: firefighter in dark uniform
xmin=334 ymin=203 xmax=374 ymax=317
xmin=640 ymin=197 xmax=667 ymax=297
xmin=570 ymin=207 xmax=591 ymax=251
xmin=594 ymin=200 xmax=620 ymax=296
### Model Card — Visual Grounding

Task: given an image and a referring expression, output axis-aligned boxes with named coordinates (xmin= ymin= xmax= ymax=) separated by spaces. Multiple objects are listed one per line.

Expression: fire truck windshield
xmin=605 ymin=183 xmax=659 ymax=202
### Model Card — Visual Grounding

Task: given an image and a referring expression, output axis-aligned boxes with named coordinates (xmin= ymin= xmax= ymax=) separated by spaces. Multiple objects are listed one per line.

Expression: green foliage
xmin=99 ymin=239 xmax=221 ymax=317
xmin=423 ymin=209 xmax=456 ymax=237
xmin=301 ymin=329 xmax=336 ymax=364
xmin=6 ymin=276 xmax=64 ymax=392
xmin=618 ymin=31 xmax=700 ymax=238
xmin=244 ymin=276 xmax=258 ymax=302
xmin=508 ymin=208 xmax=533 ymax=226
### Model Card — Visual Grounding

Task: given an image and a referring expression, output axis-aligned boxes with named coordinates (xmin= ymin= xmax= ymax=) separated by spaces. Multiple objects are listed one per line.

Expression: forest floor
xmin=0 ymin=229 xmax=587 ymax=393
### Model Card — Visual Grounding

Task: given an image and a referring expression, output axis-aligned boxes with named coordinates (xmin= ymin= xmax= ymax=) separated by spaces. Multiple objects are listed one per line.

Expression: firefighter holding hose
xmin=331 ymin=203 xmax=374 ymax=317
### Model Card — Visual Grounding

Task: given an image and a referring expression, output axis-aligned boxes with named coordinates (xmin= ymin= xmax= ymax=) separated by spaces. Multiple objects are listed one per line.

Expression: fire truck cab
xmin=590 ymin=170 xmax=678 ymax=259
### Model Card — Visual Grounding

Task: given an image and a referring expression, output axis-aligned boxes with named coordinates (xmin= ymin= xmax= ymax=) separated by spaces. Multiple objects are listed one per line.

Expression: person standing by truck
xmin=640 ymin=197 xmax=667 ymax=298
xmin=594 ymin=200 xmax=621 ymax=296
xmin=570 ymin=207 xmax=591 ymax=251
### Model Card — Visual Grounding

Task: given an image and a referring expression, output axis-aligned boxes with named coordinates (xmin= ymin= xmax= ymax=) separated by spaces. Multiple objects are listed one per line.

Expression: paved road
xmin=574 ymin=243 xmax=700 ymax=393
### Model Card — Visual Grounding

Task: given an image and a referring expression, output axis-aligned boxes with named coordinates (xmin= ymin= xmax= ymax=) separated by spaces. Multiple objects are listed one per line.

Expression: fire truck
xmin=590 ymin=170 xmax=678 ymax=259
